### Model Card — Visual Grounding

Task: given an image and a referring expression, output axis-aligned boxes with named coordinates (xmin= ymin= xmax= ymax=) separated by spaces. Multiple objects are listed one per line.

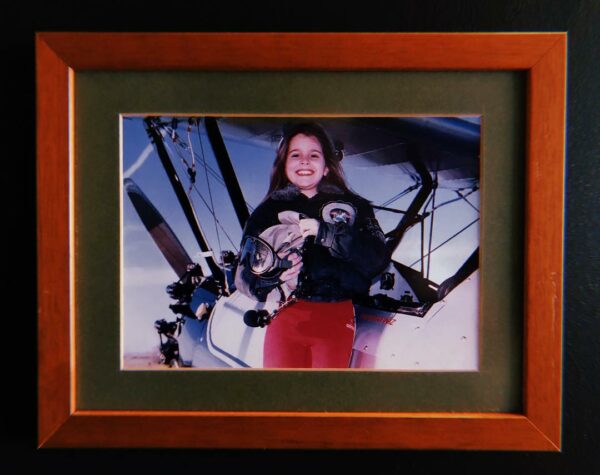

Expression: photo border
xmin=37 ymin=32 xmax=565 ymax=450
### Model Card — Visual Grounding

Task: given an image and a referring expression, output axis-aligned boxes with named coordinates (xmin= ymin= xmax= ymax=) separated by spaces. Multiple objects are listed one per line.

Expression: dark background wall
xmin=3 ymin=1 xmax=598 ymax=473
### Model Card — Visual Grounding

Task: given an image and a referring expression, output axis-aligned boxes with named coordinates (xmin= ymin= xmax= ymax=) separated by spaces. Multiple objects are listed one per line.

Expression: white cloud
xmin=124 ymin=142 xmax=154 ymax=179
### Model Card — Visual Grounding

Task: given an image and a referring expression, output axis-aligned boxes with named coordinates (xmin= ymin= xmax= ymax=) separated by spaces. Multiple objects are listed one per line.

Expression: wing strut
xmin=385 ymin=144 xmax=433 ymax=252
xmin=204 ymin=117 xmax=250 ymax=229
xmin=144 ymin=117 xmax=225 ymax=283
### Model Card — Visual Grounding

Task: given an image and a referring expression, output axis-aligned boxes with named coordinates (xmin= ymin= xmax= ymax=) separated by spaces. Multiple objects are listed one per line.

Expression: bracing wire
xmin=378 ymin=184 xmax=420 ymax=209
xmin=421 ymin=192 xmax=434 ymax=217
xmin=408 ymin=218 xmax=480 ymax=269
xmin=420 ymin=215 xmax=425 ymax=276
xmin=454 ymin=189 xmax=480 ymax=213
xmin=195 ymin=121 xmax=221 ymax=252
xmin=185 ymin=123 xmax=197 ymax=197
xmin=163 ymin=124 xmax=255 ymax=213
xmin=190 ymin=183 xmax=240 ymax=251
xmin=196 ymin=120 xmax=229 ymax=292
xmin=161 ymin=128 xmax=240 ymax=252
xmin=166 ymin=128 xmax=195 ymax=180
xmin=163 ymin=125 xmax=225 ymax=185
xmin=426 ymin=177 xmax=437 ymax=280
xmin=159 ymin=122 xmax=241 ymax=250
xmin=402 ymin=184 xmax=480 ymax=275
xmin=166 ymin=134 xmax=199 ymax=195
xmin=429 ymin=187 xmax=479 ymax=212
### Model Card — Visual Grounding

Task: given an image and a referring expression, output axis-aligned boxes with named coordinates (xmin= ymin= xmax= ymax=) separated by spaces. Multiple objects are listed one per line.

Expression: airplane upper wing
xmin=217 ymin=116 xmax=480 ymax=190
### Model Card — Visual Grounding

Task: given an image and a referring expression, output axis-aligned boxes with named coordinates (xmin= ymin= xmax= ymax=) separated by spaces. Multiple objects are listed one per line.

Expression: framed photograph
xmin=121 ymin=115 xmax=481 ymax=371
xmin=37 ymin=33 xmax=565 ymax=449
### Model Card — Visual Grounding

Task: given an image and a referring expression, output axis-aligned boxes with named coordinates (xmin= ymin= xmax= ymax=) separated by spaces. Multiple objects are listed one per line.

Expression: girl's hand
xmin=279 ymin=252 xmax=302 ymax=289
xmin=299 ymin=218 xmax=320 ymax=238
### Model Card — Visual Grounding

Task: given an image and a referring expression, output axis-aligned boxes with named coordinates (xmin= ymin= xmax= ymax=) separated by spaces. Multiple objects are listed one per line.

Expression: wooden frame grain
xmin=37 ymin=33 xmax=566 ymax=450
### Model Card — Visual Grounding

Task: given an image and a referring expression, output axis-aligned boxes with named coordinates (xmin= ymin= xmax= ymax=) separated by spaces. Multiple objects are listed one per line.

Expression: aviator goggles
xmin=240 ymin=235 xmax=301 ymax=280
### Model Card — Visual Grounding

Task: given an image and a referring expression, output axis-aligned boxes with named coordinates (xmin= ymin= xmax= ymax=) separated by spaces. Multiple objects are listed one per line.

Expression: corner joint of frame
xmin=37 ymin=412 xmax=74 ymax=449
xmin=524 ymin=415 xmax=562 ymax=452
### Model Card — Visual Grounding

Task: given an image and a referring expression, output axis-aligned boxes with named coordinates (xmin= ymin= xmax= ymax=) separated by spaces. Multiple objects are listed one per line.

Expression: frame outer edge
xmin=524 ymin=34 xmax=566 ymax=450
xmin=35 ymin=32 xmax=566 ymax=450
xmin=36 ymin=34 xmax=73 ymax=447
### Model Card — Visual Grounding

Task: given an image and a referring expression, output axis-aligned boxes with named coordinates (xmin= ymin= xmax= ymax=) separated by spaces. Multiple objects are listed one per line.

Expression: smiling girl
xmin=235 ymin=122 xmax=390 ymax=368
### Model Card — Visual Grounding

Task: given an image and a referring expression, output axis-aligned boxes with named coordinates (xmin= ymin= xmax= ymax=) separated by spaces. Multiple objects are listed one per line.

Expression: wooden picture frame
xmin=37 ymin=32 xmax=565 ymax=450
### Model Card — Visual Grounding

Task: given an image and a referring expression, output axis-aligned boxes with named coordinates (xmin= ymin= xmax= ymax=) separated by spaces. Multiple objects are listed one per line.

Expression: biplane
xmin=122 ymin=116 xmax=480 ymax=370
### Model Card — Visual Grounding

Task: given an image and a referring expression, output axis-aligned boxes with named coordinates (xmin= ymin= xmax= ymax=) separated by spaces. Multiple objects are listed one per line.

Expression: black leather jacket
xmin=236 ymin=183 xmax=391 ymax=302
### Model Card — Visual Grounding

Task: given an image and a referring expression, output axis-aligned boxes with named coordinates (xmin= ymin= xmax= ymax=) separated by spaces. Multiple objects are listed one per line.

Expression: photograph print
xmin=121 ymin=116 xmax=480 ymax=370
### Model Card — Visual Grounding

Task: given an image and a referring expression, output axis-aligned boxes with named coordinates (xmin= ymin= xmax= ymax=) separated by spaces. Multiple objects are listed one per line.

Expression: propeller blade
xmin=124 ymin=178 xmax=197 ymax=279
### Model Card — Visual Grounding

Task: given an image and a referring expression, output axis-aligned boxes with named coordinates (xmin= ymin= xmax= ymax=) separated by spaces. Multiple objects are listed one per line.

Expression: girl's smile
xmin=285 ymin=134 xmax=329 ymax=197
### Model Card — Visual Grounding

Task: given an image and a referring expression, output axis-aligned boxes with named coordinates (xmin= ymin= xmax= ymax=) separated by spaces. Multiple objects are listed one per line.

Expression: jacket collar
xmin=270 ymin=182 xmax=345 ymax=201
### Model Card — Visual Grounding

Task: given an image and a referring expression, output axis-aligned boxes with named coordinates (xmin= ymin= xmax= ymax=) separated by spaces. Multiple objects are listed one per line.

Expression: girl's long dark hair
xmin=266 ymin=122 xmax=350 ymax=198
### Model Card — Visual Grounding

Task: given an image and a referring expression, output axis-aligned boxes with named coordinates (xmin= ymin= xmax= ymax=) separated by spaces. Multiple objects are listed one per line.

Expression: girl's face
xmin=284 ymin=134 xmax=329 ymax=197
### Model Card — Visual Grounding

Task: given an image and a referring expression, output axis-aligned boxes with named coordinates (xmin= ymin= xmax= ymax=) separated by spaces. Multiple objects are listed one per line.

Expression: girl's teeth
xmin=297 ymin=170 xmax=313 ymax=176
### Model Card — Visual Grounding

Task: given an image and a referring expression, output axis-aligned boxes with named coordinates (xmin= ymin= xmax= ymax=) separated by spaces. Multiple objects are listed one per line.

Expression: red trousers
xmin=263 ymin=299 xmax=355 ymax=368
